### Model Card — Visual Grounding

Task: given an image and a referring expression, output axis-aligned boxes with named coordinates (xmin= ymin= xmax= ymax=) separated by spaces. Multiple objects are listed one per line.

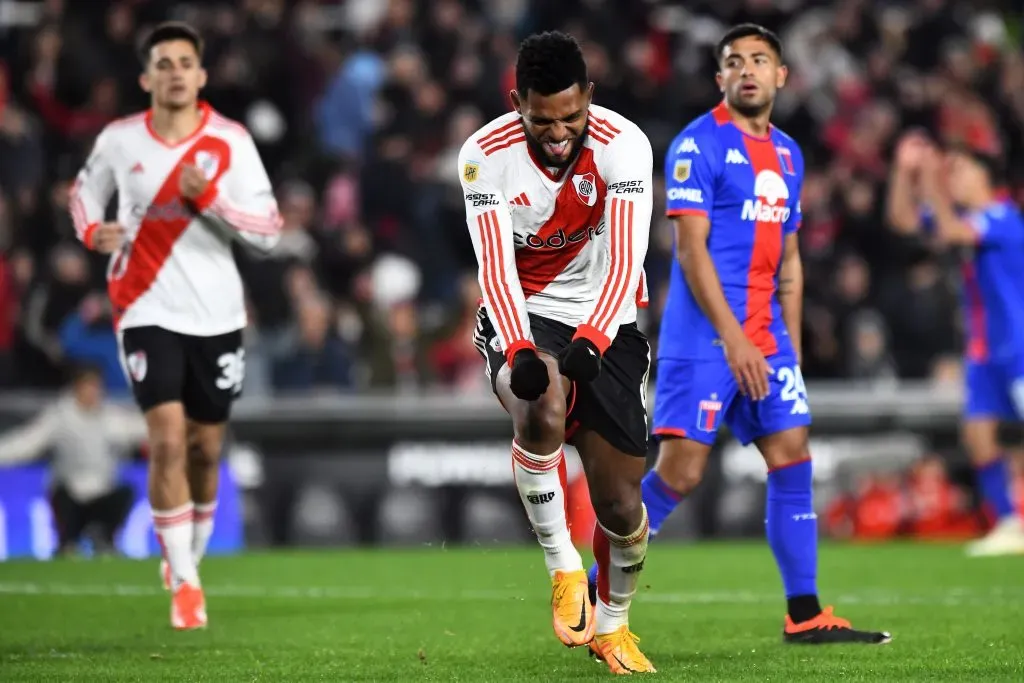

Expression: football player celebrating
xmin=463 ymin=32 xmax=656 ymax=672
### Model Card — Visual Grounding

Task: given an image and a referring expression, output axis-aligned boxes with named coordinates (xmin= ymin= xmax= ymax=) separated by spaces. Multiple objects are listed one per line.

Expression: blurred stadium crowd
xmin=0 ymin=0 xmax=1021 ymax=397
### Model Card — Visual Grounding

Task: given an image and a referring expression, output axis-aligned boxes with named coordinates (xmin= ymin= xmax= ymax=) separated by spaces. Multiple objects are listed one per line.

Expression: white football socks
xmin=152 ymin=502 xmax=199 ymax=587
xmin=511 ymin=441 xmax=583 ymax=576
xmin=593 ymin=505 xmax=649 ymax=635
xmin=192 ymin=500 xmax=217 ymax=565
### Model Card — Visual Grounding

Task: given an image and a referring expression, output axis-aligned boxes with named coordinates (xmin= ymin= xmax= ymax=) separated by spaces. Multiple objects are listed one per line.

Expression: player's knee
xmin=513 ymin=395 xmax=565 ymax=451
xmin=654 ymin=439 xmax=709 ymax=495
xmin=963 ymin=440 xmax=999 ymax=466
xmin=148 ymin=431 xmax=188 ymax=466
xmin=757 ymin=428 xmax=810 ymax=470
xmin=961 ymin=423 xmax=1000 ymax=465
xmin=187 ymin=441 xmax=219 ymax=469
xmin=663 ymin=465 xmax=704 ymax=496
xmin=591 ymin=486 xmax=644 ymax=537
xmin=143 ymin=403 xmax=187 ymax=462
xmin=187 ymin=425 xmax=223 ymax=468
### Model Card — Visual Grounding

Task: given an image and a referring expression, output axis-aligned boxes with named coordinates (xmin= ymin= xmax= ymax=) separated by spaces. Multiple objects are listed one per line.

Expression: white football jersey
xmin=69 ymin=102 xmax=282 ymax=336
xmin=458 ymin=104 xmax=653 ymax=358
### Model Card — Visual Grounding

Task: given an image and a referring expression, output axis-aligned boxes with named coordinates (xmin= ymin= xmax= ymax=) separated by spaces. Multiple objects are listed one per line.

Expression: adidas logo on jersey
xmin=725 ymin=149 xmax=748 ymax=164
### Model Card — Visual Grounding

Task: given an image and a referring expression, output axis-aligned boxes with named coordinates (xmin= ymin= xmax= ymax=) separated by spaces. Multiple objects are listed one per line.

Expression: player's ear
xmin=198 ymin=67 xmax=208 ymax=90
xmin=775 ymin=64 xmax=788 ymax=89
xmin=139 ymin=72 xmax=152 ymax=94
xmin=586 ymin=81 xmax=595 ymax=104
xmin=509 ymin=89 xmax=522 ymax=114
xmin=715 ymin=70 xmax=724 ymax=93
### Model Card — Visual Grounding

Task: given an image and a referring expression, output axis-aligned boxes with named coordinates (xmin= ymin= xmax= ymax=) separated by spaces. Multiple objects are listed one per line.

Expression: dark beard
xmin=523 ymin=121 xmax=589 ymax=170
xmin=727 ymin=95 xmax=772 ymax=119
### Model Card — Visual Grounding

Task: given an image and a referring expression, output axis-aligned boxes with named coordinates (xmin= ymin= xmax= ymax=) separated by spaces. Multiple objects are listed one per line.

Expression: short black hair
xmin=716 ymin=23 xmax=783 ymax=63
xmin=950 ymin=143 xmax=1006 ymax=186
xmin=68 ymin=362 xmax=103 ymax=385
xmin=138 ymin=21 xmax=204 ymax=66
xmin=515 ymin=31 xmax=588 ymax=97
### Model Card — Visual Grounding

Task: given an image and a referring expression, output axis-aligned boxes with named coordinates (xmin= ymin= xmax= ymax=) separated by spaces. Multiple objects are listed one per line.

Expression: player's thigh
xmin=181 ymin=329 xmax=245 ymax=425
xmin=482 ymin=311 xmax=572 ymax=446
xmin=118 ymin=325 xmax=187 ymax=414
xmin=653 ymin=358 xmax=737 ymax=448
xmin=570 ymin=323 xmax=651 ymax=461
xmin=733 ymin=355 xmax=811 ymax=459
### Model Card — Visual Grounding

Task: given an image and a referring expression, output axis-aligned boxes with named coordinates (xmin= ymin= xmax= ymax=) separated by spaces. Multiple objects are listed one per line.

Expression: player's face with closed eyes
xmin=512 ymin=83 xmax=594 ymax=168
xmin=717 ymin=36 xmax=787 ymax=116
xmin=141 ymin=39 xmax=207 ymax=111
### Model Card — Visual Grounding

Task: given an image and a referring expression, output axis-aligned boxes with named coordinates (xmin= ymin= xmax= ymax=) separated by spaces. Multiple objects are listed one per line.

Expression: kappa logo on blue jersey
xmin=725 ymin=149 xmax=748 ymax=165
xmin=676 ymin=137 xmax=700 ymax=154
xmin=776 ymin=147 xmax=795 ymax=175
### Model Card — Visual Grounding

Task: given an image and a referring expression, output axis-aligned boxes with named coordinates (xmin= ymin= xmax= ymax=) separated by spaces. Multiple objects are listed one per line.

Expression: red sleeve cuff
xmin=666 ymin=208 xmax=708 ymax=218
xmin=573 ymin=324 xmax=611 ymax=355
xmin=191 ymin=183 xmax=219 ymax=212
xmin=504 ymin=339 xmax=536 ymax=364
xmin=82 ymin=223 xmax=98 ymax=250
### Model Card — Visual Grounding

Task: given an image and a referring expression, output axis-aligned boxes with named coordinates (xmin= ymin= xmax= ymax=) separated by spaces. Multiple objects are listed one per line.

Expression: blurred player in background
xmin=69 ymin=22 xmax=282 ymax=629
xmin=586 ymin=24 xmax=890 ymax=644
xmin=0 ymin=364 xmax=145 ymax=556
xmin=462 ymin=32 xmax=656 ymax=673
xmin=887 ymin=132 xmax=1024 ymax=556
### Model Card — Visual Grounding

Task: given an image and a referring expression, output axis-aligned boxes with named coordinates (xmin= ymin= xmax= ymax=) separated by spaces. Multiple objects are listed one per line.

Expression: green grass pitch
xmin=0 ymin=542 xmax=1021 ymax=681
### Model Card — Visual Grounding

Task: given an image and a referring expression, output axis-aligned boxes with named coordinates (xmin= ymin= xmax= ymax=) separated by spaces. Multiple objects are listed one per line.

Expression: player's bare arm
xmin=918 ymin=147 xmax=979 ymax=246
xmin=777 ymin=232 xmax=803 ymax=364
xmin=675 ymin=214 xmax=771 ymax=399
xmin=886 ymin=131 xmax=930 ymax=234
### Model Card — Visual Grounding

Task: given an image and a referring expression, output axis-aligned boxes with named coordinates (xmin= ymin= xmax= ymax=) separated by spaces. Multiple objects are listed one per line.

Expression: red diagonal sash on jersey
xmin=516 ymin=147 xmax=607 ymax=297
xmin=109 ymin=135 xmax=232 ymax=327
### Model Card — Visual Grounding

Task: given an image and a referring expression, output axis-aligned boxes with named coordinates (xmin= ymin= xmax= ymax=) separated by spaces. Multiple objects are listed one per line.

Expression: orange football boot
xmin=588 ymin=625 xmax=656 ymax=674
xmin=171 ymin=582 xmax=207 ymax=631
xmin=551 ymin=570 xmax=595 ymax=647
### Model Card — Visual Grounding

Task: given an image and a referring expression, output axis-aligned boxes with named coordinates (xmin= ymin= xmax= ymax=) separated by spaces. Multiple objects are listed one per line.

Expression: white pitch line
xmin=0 ymin=582 xmax=1021 ymax=607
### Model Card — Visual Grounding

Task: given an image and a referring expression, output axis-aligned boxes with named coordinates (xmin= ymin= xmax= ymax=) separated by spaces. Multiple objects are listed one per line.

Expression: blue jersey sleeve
xmin=783 ymin=147 xmax=804 ymax=235
xmin=919 ymin=208 xmax=935 ymax=235
xmin=970 ymin=204 xmax=1024 ymax=248
xmin=664 ymin=129 xmax=717 ymax=217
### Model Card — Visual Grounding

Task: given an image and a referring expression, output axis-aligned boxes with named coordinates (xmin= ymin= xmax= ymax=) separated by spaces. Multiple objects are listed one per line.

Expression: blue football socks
xmin=766 ymin=459 xmax=821 ymax=622
xmin=976 ymin=456 xmax=1016 ymax=520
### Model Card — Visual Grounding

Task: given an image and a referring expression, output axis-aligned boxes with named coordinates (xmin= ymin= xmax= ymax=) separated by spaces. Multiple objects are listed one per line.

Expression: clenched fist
xmin=179 ymin=164 xmax=209 ymax=200
xmin=91 ymin=223 xmax=126 ymax=254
